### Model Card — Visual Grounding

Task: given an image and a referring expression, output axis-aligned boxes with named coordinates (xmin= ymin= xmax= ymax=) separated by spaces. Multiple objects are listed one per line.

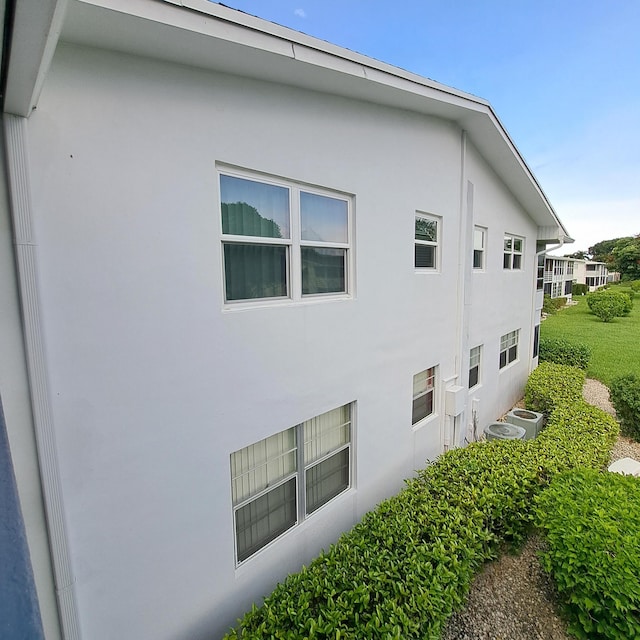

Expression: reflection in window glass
xmin=300 ymin=192 xmax=348 ymax=243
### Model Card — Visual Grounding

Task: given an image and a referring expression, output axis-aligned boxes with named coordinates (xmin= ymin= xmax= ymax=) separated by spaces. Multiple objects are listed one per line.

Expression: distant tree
xmin=565 ymin=250 xmax=588 ymax=259
xmin=612 ymin=235 xmax=640 ymax=281
xmin=589 ymin=237 xmax=630 ymax=267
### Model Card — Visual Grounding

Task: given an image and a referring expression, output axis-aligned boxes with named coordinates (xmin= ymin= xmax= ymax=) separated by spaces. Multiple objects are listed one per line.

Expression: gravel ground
xmin=441 ymin=379 xmax=640 ymax=640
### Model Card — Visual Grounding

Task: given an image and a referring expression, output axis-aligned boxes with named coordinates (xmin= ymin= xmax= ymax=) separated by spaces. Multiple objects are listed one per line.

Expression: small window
xmin=499 ymin=330 xmax=519 ymax=369
xmin=412 ymin=367 xmax=436 ymax=425
xmin=536 ymin=254 xmax=545 ymax=291
xmin=533 ymin=325 xmax=540 ymax=359
xmin=230 ymin=404 xmax=352 ymax=563
xmin=473 ymin=227 xmax=485 ymax=270
xmin=415 ymin=214 xmax=439 ymax=270
xmin=503 ymin=234 xmax=523 ymax=270
xmin=469 ymin=345 xmax=482 ymax=388
xmin=220 ymin=171 xmax=351 ymax=304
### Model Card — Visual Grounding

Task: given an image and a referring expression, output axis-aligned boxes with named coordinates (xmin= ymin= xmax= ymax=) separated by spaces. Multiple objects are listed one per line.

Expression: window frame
xmin=219 ymin=168 xmax=353 ymax=306
xmin=473 ymin=226 xmax=486 ymax=270
xmin=499 ymin=330 xmax=520 ymax=369
xmin=469 ymin=345 xmax=482 ymax=389
xmin=414 ymin=212 xmax=440 ymax=271
xmin=412 ymin=366 xmax=437 ymax=427
xmin=230 ymin=403 xmax=353 ymax=565
xmin=503 ymin=234 xmax=524 ymax=270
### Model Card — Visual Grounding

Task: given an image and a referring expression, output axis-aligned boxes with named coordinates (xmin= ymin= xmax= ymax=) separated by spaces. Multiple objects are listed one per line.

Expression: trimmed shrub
xmin=538 ymin=337 xmax=591 ymax=370
xmin=524 ymin=362 xmax=586 ymax=415
xmin=543 ymin=294 xmax=566 ymax=315
xmin=586 ymin=289 xmax=631 ymax=322
xmin=631 ymin=280 xmax=640 ymax=293
xmin=535 ymin=469 xmax=640 ymax=640
xmin=572 ymin=283 xmax=588 ymax=296
xmin=223 ymin=365 xmax=618 ymax=639
xmin=610 ymin=373 xmax=640 ymax=441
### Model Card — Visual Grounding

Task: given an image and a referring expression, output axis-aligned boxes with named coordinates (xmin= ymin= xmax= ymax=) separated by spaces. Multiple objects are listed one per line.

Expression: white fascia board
xmin=3 ymin=0 xmax=68 ymax=117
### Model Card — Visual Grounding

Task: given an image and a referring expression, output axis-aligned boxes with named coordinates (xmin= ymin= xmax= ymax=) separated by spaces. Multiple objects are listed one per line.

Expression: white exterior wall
xmin=574 ymin=260 xmax=609 ymax=291
xmin=21 ymin=43 xmax=543 ymax=639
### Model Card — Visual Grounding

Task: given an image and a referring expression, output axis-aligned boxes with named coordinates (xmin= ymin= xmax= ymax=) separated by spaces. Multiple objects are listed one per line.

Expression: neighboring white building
xmin=544 ymin=256 xmax=575 ymax=299
xmin=574 ymin=260 xmax=609 ymax=291
xmin=0 ymin=2 xmax=571 ymax=639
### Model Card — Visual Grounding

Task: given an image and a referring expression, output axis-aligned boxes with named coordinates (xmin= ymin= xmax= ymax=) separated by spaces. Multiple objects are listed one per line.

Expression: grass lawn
xmin=540 ymin=290 xmax=640 ymax=385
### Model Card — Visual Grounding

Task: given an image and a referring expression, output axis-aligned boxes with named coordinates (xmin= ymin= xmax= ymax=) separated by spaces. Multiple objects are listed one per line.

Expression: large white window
xmin=499 ymin=330 xmax=519 ymax=369
xmin=473 ymin=227 xmax=486 ymax=270
xmin=412 ymin=367 xmax=436 ymax=425
xmin=503 ymin=234 xmax=523 ymax=270
xmin=220 ymin=171 xmax=351 ymax=303
xmin=415 ymin=214 xmax=439 ymax=270
xmin=230 ymin=404 xmax=352 ymax=563
xmin=469 ymin=345 xmax=482 ymax=388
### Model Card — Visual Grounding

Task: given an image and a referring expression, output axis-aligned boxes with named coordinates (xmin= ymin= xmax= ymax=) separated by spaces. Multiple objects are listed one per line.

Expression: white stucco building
xmin=544 ymin=255 xmax=575 ymax=299
xmin=0 ymin=2 xmax=571 ymax=639
xmin=574 ymin=260 xmax=609 ymax=291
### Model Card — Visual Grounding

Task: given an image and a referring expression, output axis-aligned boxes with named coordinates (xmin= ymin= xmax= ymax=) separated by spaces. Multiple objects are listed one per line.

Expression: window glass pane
xmin=513 ymin=254 xmax=522 ymax=269
xmin=470 ymin=346 xmax=481 ymax=368
xmin=304 ymin=405 xmax=350 ymax=465
xmin=499 ymin=351 xmax=507 ymax=369
xmin=508 ymin=345 xmax=518 ymax=363
xmin=504 ymin=236 xmax=512 ymax=251
xmin=469 ymin=365 xmax=479 ymax=388
xmin=415 ymin=217 xmax=437 ymax=242
xmin=235 ymin=478 xmax=297 ymax=562
xmin=221 ymin=175 xmax=290 ymax=238
xmin=412 ymin=391 xmax=433 ymax=424
xmin=474 ymin=228 xmax=484 ymax=250
xmin=513 ymin=238 xmax=523 ymax=252
xmin=473 ymin=249 xmax=483 ymax=269
xmin=301 ymin=248 xmax=346 ymax=295
xmin=305 ymin=449 xmax=350 ymax=515
xmin=415 ymin=244 xmax=435 ymax=268
xmin=300 ymin=192 xmax=348 ymax=243
xmin=224 ymin=243 xmax=287 ymax=301
xmin=503 ymin=253 xmax=511 ymax=269
xmin=231 ymin=427 xmax=296 ymax=504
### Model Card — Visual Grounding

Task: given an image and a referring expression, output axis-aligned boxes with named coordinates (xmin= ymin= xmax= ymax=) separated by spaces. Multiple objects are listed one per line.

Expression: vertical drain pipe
xmin=4 ymin=114 xmax=81 ymax=640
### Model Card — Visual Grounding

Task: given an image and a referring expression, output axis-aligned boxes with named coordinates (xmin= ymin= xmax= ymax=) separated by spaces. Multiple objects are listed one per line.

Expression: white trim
xmin=4 ymin=115 xmax=81 ymax=639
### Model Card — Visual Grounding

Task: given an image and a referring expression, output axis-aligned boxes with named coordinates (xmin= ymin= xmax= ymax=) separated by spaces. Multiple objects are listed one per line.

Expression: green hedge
xmin=586 ymin=289 xmax=632 ymax=322
xmin=610 ymin=373 xmax=640 ymax=441
xmin=535 ymin=469 xmax=640 ymax=640
xmin=538 ymin=337 xmax=591 ymax=370
xmin=572 ymin=283 xmax=588 ymax=296
xmin=224 ymin=366 xmax=617 ymax=639
xmin=543 ymin=294 xmax=567 ymax=315
xmin=524 ymin=361 xmax=586 ymax=415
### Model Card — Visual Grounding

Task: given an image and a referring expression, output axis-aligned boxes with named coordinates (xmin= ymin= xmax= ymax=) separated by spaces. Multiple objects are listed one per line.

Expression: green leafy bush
xmin=535 ymin=469 xmax=640 ymax=640
xmin=572 ymin=283 xmax=588 ymax=296
xmin=631 ymin=281 xmax=640 ymax=293
xmin=610 ymin=373 xmax=640 ymax=441
xmin=543 ymin=294 xmax=567 ymax=315
xmin=524 ymin=362 xmax=586 ymax=415
xmin=224 ymin=364 xmax=618 ymax=639
xmin=587 ymin=289 xmax=631 ymax=322
xmin=538 ymin=337 xmax=591 ymax=370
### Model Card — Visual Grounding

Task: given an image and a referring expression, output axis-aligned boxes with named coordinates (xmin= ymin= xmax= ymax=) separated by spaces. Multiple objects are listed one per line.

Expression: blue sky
xmin=218 ymin=1 xmax=639 ymax=254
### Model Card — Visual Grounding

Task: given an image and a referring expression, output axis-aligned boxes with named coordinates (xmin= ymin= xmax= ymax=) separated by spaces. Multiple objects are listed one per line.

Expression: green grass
xmin=541 ymin=290 xmax=640 ymax=385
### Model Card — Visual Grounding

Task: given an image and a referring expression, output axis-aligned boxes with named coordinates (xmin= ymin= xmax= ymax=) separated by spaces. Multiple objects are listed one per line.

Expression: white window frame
xmin=414 ymin=212 xmax=440 ymax=271
xmin=412 ymin=366 xmax=437 ymax=427
xmin=219 ymin=167 xmax=353 ymax=306
xmin=499 ymin=330 xmax=520 ymax=369
xmin=230 ymin=403 xmax=353 ymax=565
xmin=473 ymin=226 xmax=486 ymax=270
xmin=469 ymin=345 xmax=482 ymax=389
xmin=503 ymin=234 xmax=524 ymax=270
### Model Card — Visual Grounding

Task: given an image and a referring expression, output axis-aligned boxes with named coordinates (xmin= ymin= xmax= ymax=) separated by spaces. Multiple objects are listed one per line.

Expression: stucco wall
xmin=23 ymin=43 xmax=540 ymax=639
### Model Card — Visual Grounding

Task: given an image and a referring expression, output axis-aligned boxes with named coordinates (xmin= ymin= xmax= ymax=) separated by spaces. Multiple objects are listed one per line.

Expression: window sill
xmin=223 ymin=293 xmax=353 ymax=312
xmin=411 ymin=412 xmax=438 ymax=432
xmin=499 ymin=360 xmax=519 ymax=373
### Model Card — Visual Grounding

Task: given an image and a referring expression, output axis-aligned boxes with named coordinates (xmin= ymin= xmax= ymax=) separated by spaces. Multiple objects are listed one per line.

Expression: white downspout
xmin=4 ymin=115 xmax=81 ymax=639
